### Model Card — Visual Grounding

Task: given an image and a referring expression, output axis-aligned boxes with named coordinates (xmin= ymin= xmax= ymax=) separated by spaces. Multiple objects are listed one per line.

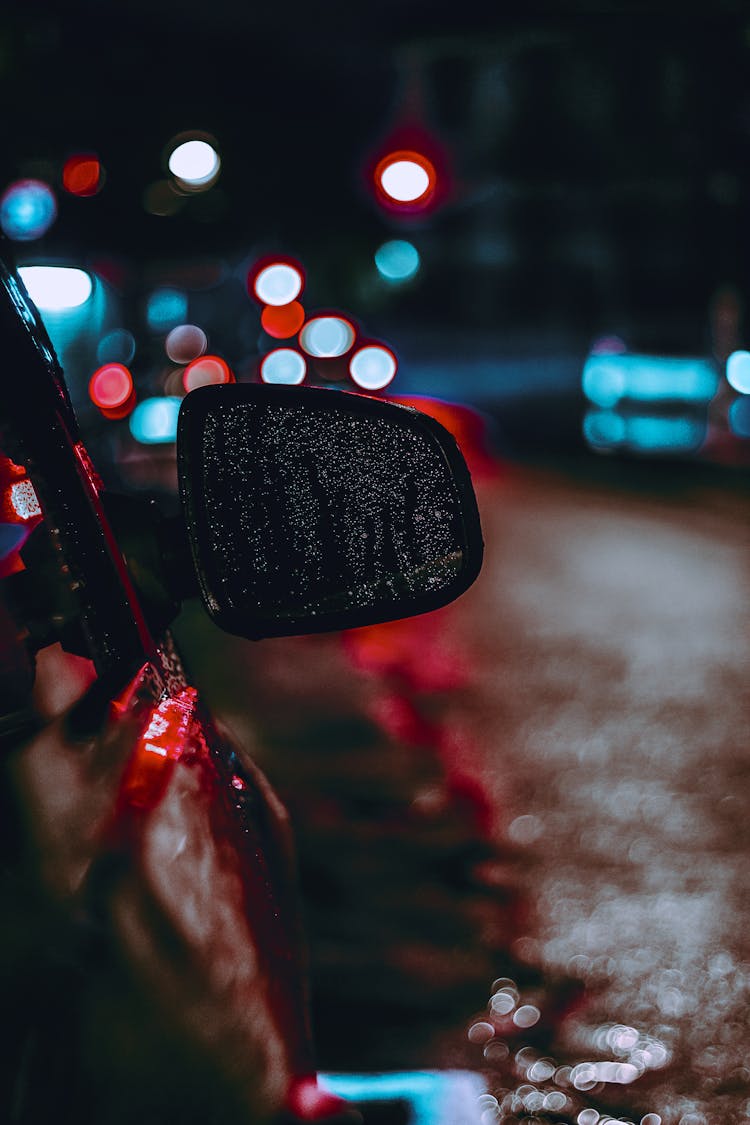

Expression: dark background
xmin=3 ymin=3 xmax=750 ymax=391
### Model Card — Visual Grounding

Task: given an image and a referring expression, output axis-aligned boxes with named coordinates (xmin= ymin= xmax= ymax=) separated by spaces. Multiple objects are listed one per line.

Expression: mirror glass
xmin=178 ymin=387 xmax=483 ymax=638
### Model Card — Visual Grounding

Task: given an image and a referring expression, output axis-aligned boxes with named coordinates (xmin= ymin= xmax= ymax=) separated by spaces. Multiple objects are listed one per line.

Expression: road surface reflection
xmin=173 ymin=457 xmax=750 ymax=1125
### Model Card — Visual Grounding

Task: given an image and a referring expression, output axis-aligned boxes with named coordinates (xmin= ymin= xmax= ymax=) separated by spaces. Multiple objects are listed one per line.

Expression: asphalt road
xmin=173 ymin=455 xmax=750 ymax=1125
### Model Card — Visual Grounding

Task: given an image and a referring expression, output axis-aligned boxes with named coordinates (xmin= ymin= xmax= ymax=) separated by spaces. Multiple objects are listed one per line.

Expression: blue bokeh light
xmin=729 ymin=396 xmax=750 ymax=439
xmin=129 ymin=397 xmax=181 ymax=444
xmin=374 ymin=239 xmax=420 ymax=282
xmin=583 ymin=409 xmax=706 ymax=454
xmin=0 ymin=180 xmax=57 ymax=241
xmin=146 ymin=288 xmax=188 ymax=332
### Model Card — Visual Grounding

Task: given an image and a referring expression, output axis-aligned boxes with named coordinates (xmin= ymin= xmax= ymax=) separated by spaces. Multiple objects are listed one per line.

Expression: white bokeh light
xmin=168 ymin=140 xmax=220 ymax=187
xmin=260 ymin=348 xmax=306 ymax=384
xmin=726 ymin=350 xmax=750 ymax=394
xmin=18 ymin=265 xmax=93 ymax=310
xmin=254 ymin=264 xmax=304 ymax=306
xmin=299 ymin=316 xmax=354 ymax=358
xmin=349 ymin=345 xmax=397 ymax=390
xmin=380 ymin=160 xmax=430 ymax=202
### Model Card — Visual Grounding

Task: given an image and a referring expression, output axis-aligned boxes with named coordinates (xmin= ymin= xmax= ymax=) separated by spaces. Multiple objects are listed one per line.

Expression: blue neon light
xmin=582 ymin=354 xmax=719 ymax=408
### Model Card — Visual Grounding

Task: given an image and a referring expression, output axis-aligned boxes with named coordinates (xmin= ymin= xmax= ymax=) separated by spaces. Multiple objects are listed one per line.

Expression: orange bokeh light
xmin=261 ymin=300 xmax=306 ymax=339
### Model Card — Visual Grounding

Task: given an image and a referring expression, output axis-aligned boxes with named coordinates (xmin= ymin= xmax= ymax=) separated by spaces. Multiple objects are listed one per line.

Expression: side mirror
xmin=177 ymin=384 xmax=483 ymax=639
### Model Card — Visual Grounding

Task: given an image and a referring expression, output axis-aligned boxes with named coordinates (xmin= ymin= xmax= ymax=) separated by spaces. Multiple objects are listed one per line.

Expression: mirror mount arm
xmin=102 ymin=493 xmax=199 ymax=638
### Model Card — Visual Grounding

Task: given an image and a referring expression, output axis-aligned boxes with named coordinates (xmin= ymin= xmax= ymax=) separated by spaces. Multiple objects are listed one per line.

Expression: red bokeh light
xmin=261 ymin=300 xmax=306 ymax=339
xmin=62 ymin=154 xmax=103 ymax=197
xmin=89 ymin=363 xmax=134 ymax=411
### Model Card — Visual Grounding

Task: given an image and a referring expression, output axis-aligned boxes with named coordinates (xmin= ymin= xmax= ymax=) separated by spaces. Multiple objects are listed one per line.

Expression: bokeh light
xmin=0 ymin=179 xmax=57 ymax=240
xmin=166 ymin=324 xmax=208 ymax=364
xmin=143 ymin=180 xmax=183 ymax=217
xmin=726 ymin=350 xmax=750 ymax=394
xmin=167 ymin=139 xmax=221 ymax=189
xmin=252 ymin=261 xmax=304 ymax=306
xmin=728 ymin=397 xmax=750 ymax=438
xmin=89 ymin=364 xmax=135 ymax=417
xmin=299 ymin=315 xmax=355 ymax=358
xmin=261 ymin=300 xmax=305 ymax=339
xmin=97 ymin=329 xmax=136 ymax=366
xmin=349 ymin=344 xmax=397 ymax=390
xmin=374 ymin=239 xmax=420 ymax=282
xmin=146 ymin=288 xmax=188 ymax=332
xmin=182 ymin=354 xmax=233 ymax=392
xmin=260 ymin=348 xmax=306 ymax=384
xmin=582 ymin=354 xmax=719 ymax=408
xmin=62 ymin=154 xmax=103 ymax=197
xmin=129 ymin=397 xmax=181 ymax=444
xmin=18 ymin=265 xmax=92 ymax=311
xmin=375 ymin=151 xmax=436 ymax=205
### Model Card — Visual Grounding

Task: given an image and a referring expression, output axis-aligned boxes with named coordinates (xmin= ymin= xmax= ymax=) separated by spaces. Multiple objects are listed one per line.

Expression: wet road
xmin=173 ymin=456 xmax=750 ymax=1125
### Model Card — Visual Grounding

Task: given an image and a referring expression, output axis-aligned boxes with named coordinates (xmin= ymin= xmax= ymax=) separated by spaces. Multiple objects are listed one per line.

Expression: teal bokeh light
xmin=146 ymin=288 xmax=188 ymax=332
xmin=129 ymin=397 xmax=181 ymax=444
xmin=374 ymin=239 xmax=420 ymax=283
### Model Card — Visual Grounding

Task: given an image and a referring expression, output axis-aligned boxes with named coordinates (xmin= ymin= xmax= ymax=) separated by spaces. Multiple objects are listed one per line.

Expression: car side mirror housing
xmin=177 ymin=384 xmax=484 ymax=640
